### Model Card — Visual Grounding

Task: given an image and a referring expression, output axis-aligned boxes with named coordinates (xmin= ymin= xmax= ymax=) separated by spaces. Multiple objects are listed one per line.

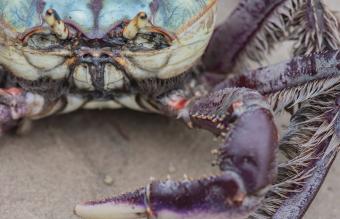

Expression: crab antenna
xmin=44 ymin=9 xmax=69 ymax=40
xmin=123 ymin=12 xmax=175 ymax=43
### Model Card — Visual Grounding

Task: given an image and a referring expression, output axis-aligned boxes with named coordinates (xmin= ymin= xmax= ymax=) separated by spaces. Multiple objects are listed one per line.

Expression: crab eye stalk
xmin=44 ymin=8 xmax=69 ymax=40
xmin=138 ymin=12 xmax=147 ymax=20
xmin=123 ymin=12 xmax=151 ymax=40
xmin=123 ymin=12 xmax=175 ymax=44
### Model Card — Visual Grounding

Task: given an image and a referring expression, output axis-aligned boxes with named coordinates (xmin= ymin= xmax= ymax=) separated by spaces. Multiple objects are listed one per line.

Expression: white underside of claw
xmin=74 ymin=203 xmax=147 ymax=219
xmin=155 ymin=210 xmax=249 ymax=219
xmin=75 ymin=205 xmax=250 ymax=219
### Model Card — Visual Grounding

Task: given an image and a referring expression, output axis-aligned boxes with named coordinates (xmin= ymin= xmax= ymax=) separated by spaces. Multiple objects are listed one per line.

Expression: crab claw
xmin=75 ymin=88 xmax=277 ymax=219
xmin=74 ymin=188 xmax=148 ymax=219
xmin=74 ymin=172 xmax=263 ymax=219
xmin=75 ymin=88 xmax=278 ymax=219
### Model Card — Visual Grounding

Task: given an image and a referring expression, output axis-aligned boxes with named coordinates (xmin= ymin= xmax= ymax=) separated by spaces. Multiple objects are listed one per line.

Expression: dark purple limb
xmin=0 ymin=88 xmax=27 ymax=135
xmin=270 ymin=94 xmax=340 ymax=219
xmin=74 ymin=88 xmax=278 ymax=219
xmin=0 ymin=104 xmax=19 ymax=134
xmin=215 ymin=49 xmax=340 ymax=95
xmin=186 ymin=88 xmax=278 ymax=194
xmin=203 ymin=0 xmax=289 ymax=73
xmin=76 ymin=174 xmax=257 ymax=219
xmin=0 ymin=88 xmax=62 ymax=135
xmin=273 ymin=144 xmax=338 ymax=219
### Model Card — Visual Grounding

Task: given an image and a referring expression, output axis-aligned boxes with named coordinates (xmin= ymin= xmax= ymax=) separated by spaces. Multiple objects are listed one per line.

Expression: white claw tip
xmin=74 ymin=203 xmax=147 ymax=219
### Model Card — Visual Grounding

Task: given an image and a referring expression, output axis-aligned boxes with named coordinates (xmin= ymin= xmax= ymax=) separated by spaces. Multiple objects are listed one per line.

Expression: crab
xmin=0 ymin=0 xmax=339 ymax=218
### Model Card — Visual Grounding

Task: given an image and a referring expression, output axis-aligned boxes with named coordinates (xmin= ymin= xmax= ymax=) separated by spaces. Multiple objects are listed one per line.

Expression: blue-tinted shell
xmin=0 ymin=0 xmax=215 ymax=38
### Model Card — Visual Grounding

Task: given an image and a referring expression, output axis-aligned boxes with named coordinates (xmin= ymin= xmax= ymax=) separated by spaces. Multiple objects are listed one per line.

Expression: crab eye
xmin=26 ymin=33 xmax=61 ymax=50
xmin=46 ymin=9 xmax=54 ymax=16
xmin=139 ymin=13 xmax=147 ymax=20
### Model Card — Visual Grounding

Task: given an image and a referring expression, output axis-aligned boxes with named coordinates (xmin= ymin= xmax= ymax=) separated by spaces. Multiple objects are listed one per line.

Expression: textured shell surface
xmin=0 ymin=0 xmax=215 ymax=38
xmin=0 ymin=0 xmax=217 ymax=99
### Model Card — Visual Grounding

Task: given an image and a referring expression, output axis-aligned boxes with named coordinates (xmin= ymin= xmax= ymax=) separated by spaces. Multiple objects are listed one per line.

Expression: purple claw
xmin=218 ymin=107 xmax=278 ymax=194
xmin=74 ymin=173 xmax=262 ymax=219
xmin=187 ymin=88 xmax=278 ymax=194
xmin=74 ymin=188 xmax=148 ymax=219
xmin=75 ymin=88 xmax=278 ymax=219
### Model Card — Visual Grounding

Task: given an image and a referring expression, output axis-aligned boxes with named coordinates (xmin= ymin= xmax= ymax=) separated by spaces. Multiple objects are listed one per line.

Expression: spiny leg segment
xmin=203 ymin=0 xmax=340 ymax=74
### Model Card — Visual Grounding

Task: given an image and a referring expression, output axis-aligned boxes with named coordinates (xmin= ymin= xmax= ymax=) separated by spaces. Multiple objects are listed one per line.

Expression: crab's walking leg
xmin=0 ymin=88 xmax=63 ymax=135
xmin=0 ymin=88 xmax=23 ymax=134
xmin=215 ymin=49 xmax=340 ymax=112
xmin=273 ymin=147 xmax=338 ymax=219
xmin=271 ymin=92 xmax=340 ymax=219
xmin=203 ymin=0 xmax=300 ymax=73
xmin=74 ymin=88 xmax=278 ymax=219
xmin=203 ymin=0 xmax=339 ymax=74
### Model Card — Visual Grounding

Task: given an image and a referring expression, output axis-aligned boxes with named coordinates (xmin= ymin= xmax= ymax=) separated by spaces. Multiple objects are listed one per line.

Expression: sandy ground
xmin=1 ymin=1 xmax=340 ymax=219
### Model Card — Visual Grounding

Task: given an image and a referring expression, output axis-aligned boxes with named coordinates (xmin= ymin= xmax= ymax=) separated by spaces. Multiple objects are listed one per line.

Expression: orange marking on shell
xmin=114 ymin=57 xmax=127 ymax=66
xmin=20 ymin=27 xmax=45 ymax=43
xmin=176 ymin=0 xmax=217 ymax=36
xmin=66 ymin=57 xmax=77 ymax=65
xmin=147 ymin=26 xmax=177 ymax=43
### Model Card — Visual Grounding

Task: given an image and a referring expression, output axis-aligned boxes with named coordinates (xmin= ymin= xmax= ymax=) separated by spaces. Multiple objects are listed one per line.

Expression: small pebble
xmin=104 ymin=175 xmax=114 ymax=185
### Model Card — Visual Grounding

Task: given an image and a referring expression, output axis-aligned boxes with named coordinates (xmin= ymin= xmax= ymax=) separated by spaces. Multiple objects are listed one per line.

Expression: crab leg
xmin=0 ymin=88 xmax=23 ymax=134
xmin=214 ymin=49 xmax=340 ymax=111
xmin=270 ymin=91 xmax=340 ymax=219
xmin=203 ymin=0 xmax=301 ymax=73
xmin=273 ymin=148 xmax=338 ymax=218
xmin=74 ymin=88 xmax=278 ymax=219
xmin=0 ymin=88 xmax=64 ymax=135
xmin=203 ymin=0 xmax=339 ymax=74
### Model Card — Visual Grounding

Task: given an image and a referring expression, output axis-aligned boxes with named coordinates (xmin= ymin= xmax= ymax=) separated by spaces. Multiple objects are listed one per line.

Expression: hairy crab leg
xmin=203 ymin=0 xmax=303 ymax=73
xmin=215 ymin=49 xmax=340 ymax=112
xmin=269 ymin=91 xmax=340 ymax=219
xmin=289 ymin=0 xmax=340 ymax=56
xmin=203 ymin=0 xmax=339 ymax=74
xmin=74 ymin=88 xmax=278 ymax=219
xmin=273 ymin=148 xmax=338 ymax=218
